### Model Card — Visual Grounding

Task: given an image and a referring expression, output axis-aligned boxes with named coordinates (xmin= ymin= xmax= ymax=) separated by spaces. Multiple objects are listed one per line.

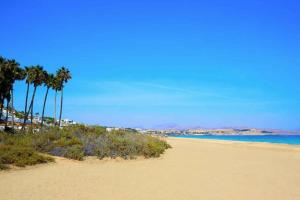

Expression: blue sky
xmin=1 ymin=0 xmax=300 ymax=129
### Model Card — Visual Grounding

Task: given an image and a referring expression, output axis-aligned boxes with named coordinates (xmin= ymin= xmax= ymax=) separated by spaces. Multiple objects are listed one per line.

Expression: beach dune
xmin=1 ymin=138 xmax=300 ymax=200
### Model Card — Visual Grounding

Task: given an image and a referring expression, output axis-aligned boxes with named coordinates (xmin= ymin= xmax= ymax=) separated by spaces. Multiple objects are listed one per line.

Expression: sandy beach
xmin=1 ymin=138 xmax=300 ymax=200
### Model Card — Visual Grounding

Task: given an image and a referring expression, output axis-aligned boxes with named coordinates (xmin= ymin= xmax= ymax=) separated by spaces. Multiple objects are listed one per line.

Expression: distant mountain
xmin=268 ymin=129 xmax=300 ymax=135
xmin=153 ymin=123 xmax=185 ymax=130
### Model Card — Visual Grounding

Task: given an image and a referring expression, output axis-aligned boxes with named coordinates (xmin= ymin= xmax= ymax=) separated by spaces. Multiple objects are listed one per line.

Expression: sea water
xmin=168 ymin=134 xmax=300 ymax=145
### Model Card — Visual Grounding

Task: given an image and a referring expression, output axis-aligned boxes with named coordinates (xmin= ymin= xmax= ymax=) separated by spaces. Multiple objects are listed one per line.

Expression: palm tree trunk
xmin=54 ymin=90 xmax=57 ymax=126
xmin=5 ymin=99 xmax=9 ymax=128
xmin=0 ymin=97 xmax=4 ymax=121
xmin=23 ymin=86 xmax=37 ymax=130
xmin=11 ymin=89 xmax=14 ymax=131
xmin=24 ymin=86 xmax=37 ymax=128
xmin=23 ymin=82 xmax=30 ymax=125
xmin=31 ymin=99 xmax=34 ymax=126
xmin=59 ymin=88 xmax=63 ymax=127
xmin=41 ymin=87 xmax=49 ymax=128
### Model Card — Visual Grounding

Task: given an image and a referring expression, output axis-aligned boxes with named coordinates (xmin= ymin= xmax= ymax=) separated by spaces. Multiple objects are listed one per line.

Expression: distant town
xmin=106 ymin=127 xmax=300 ymax=135
xmin=133 ymin=128 xmax=275 ymax=135
xmin=0 ymin=108 xmax=77 ymax=131
xmin=2 ymin=108 xmax=299 ymax=135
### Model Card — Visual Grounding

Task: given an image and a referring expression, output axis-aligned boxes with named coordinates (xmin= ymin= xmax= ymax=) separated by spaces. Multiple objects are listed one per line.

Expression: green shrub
xmin=143 ymin=139 xmax=169 ymax=158
xmin=64 ymin=145 xmax=84 ymax=160
xmin=54 ymin=135 xmax=82 ymax=147
xmin=0 ymin=145 xmax=54 ymax=168
xmin=0 ymin=163 xmax=9 ymax=170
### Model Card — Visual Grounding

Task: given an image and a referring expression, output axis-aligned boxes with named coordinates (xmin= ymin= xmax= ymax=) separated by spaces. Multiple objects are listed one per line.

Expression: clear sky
xmin=1 ymin=0 xmax=300 ymax=130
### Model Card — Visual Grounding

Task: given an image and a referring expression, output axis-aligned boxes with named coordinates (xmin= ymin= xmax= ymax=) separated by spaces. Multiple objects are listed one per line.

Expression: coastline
xmin=167 ymin=136 xmax=300 ymax=152
xmin=1 ymin=137 xmax=300 ymax=200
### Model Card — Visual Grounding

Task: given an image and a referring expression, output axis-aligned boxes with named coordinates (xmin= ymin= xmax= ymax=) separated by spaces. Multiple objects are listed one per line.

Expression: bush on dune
xmin=0 ymin=125 xmax=171 ymax=170
xmin=78 ymin=129 xmax=171 ymax=160
xmin=0 ymin=145 xmax=54 ymax=168
xmin=0 ymin=163 xmax=9 ymax=170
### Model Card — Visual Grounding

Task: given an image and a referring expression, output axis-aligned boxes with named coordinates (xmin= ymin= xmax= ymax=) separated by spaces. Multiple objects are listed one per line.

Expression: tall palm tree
xmin=22 ymin=66 xmax=35 ymax=127
xmin=0 ymin=56 xmax=6 ymax=120
xmin=56 ymin=67 xmax=71 ymax=127
xmin=24 ymin=65 xmax=45 ymax=127
xmin=52 ymin=75 xmax=61 ymax=126
xmin=41 ymin=71 xmax=54 ymax=128
xmin=10 ymin=60 xmax=25 ymax=130
xmin=1 ymin=59 xmax=25 ymax=130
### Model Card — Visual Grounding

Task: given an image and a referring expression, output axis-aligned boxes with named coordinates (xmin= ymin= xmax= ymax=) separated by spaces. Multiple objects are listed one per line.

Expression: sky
xmin=1 ymin=0 xmax=300 ymax=130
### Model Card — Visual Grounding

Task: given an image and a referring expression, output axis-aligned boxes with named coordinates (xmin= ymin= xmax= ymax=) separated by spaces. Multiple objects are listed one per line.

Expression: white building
xmin=61 ymin=119 xmax=77 ymax=126
xmin=1 ymin=109 xmax=12 ymax=120
xmin=106 ymin=127 xmax=120 ymax=132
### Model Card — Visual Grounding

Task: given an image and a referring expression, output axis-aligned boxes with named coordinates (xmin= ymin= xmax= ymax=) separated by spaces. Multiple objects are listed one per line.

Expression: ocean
xmin=168 ymin=134 xmax=300 ymax=145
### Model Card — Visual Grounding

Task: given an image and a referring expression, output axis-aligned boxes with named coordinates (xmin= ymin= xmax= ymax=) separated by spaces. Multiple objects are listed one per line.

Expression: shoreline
xmin=167 ymin=137 xmax=300 ymax=152
xmin=167 ymin=135 xmax=300 ymax=148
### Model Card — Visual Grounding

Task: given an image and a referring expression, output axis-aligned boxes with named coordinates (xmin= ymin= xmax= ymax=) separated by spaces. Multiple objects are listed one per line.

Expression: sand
xmin=1 ymin=138 xmax=300 ymax=200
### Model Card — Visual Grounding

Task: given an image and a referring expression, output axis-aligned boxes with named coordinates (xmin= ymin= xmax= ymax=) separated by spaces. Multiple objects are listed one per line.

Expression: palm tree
xmin=1 ymin=59 xmax=25 ymax=130
xmin=24 ymin=65 xmax=45 ymax=127
xmin=0 ymin=56 xmax=10 ymax=123
xmin=41 ymin=71 xmax=54 ymax=128
xmin=0 ymin=56 xmax=6 ymax=120
xmin=52 ymin=75 xmax=61 ymax=126
xmin=22 ymin=66 xmax=35 ymax=127
xmin=9 ymin=61 xmax=25 ymax=130
xmin=56 ymin=67 xmax=71 ymax=127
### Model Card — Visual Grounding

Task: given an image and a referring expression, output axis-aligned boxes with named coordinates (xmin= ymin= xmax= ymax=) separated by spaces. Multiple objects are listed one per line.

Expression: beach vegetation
xmin=0 ymin=125 xmax=171 ymax=170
